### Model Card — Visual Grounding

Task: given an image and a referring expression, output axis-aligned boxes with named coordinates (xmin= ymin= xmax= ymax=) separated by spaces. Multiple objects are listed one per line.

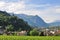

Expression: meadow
xmin=0 ymin=36 xmax=60 ymax=40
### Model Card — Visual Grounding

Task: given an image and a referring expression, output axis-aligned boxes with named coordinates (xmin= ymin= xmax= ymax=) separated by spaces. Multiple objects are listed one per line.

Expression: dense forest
xmin=0 ymin=11 xmax=31 ymax=32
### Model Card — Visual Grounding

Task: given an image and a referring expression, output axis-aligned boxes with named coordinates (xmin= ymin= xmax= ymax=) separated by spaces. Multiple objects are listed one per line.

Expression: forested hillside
xmin=0 ymin=11 xmax=31 ymax=31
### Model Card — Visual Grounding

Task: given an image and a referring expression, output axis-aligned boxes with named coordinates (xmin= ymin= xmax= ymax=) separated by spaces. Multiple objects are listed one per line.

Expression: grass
xmin=0 ymin=36 xmax=60 ymax=40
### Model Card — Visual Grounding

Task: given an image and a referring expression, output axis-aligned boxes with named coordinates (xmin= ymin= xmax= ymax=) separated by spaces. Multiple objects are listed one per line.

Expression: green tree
xmin=6 ymin=25 xmax=14 ymax=31
xmin=30 ymin=29 xmax=39 ymax=36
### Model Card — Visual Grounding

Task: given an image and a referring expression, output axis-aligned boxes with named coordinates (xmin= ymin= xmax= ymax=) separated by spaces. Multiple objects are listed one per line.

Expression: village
xmin=0 ymin=26 xmax=60 ymax=36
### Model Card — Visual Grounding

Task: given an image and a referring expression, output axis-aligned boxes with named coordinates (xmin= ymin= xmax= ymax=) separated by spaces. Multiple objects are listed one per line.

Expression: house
xmin=44 ymin=29 xmax=56 ymax=36
xmin=17 ymin=31 xmax=27 ymax=36
xmin=55 ymin=30 xmax=60 ymax=36
xmin=49 ymin=31 xmax=55 ymax=36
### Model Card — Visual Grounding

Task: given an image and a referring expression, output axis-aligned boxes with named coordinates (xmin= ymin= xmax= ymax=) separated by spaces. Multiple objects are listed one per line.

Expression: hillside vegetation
xmin=0 ymin=11 xmax=31 ymax=31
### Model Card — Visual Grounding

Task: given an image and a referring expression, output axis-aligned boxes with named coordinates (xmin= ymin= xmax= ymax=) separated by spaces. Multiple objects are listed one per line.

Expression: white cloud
xmin=0 ymin=1 xmax=25 ymax=12
xmin=0 ymin=1 xmax=6 ymax=11
xmin=6 ymin=2 xmax=25 ymax=12
xmin=55 ymin=7 xmax=60 ymax=13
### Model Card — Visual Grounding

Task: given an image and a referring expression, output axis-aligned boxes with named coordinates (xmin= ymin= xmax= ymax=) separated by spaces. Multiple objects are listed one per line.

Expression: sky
xmin=0 ymin=0 xmax=60 ymax=23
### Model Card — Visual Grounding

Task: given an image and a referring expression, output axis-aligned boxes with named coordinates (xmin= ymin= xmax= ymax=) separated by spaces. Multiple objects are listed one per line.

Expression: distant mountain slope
xmin=15 ymin=14 xmax=48 ymax=27
xmin=48 ymin=20 xmax=60 ymax=26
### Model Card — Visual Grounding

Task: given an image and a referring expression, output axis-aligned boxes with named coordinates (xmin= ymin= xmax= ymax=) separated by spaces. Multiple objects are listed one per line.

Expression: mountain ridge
xmin=14 ymin=14 xmax=48 ymax=27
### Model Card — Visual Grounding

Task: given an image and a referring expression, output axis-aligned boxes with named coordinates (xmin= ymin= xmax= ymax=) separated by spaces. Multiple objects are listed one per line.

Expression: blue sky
xmin=25 ymin=0 xmax=60 ymax=5
xmin=0 ymin=0 xmax=60 ymax=23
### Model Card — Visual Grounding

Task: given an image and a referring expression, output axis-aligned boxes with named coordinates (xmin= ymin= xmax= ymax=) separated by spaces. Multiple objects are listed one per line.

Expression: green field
xmin=0 ymin=36 xmax=60 ymax=40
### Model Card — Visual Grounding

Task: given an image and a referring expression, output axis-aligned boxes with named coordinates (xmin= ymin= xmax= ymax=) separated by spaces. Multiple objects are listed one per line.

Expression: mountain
xmin=48 ymin=20 xmax=60 ymax=26
xmin=14 ymin=14 xmax=48 ymax=27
